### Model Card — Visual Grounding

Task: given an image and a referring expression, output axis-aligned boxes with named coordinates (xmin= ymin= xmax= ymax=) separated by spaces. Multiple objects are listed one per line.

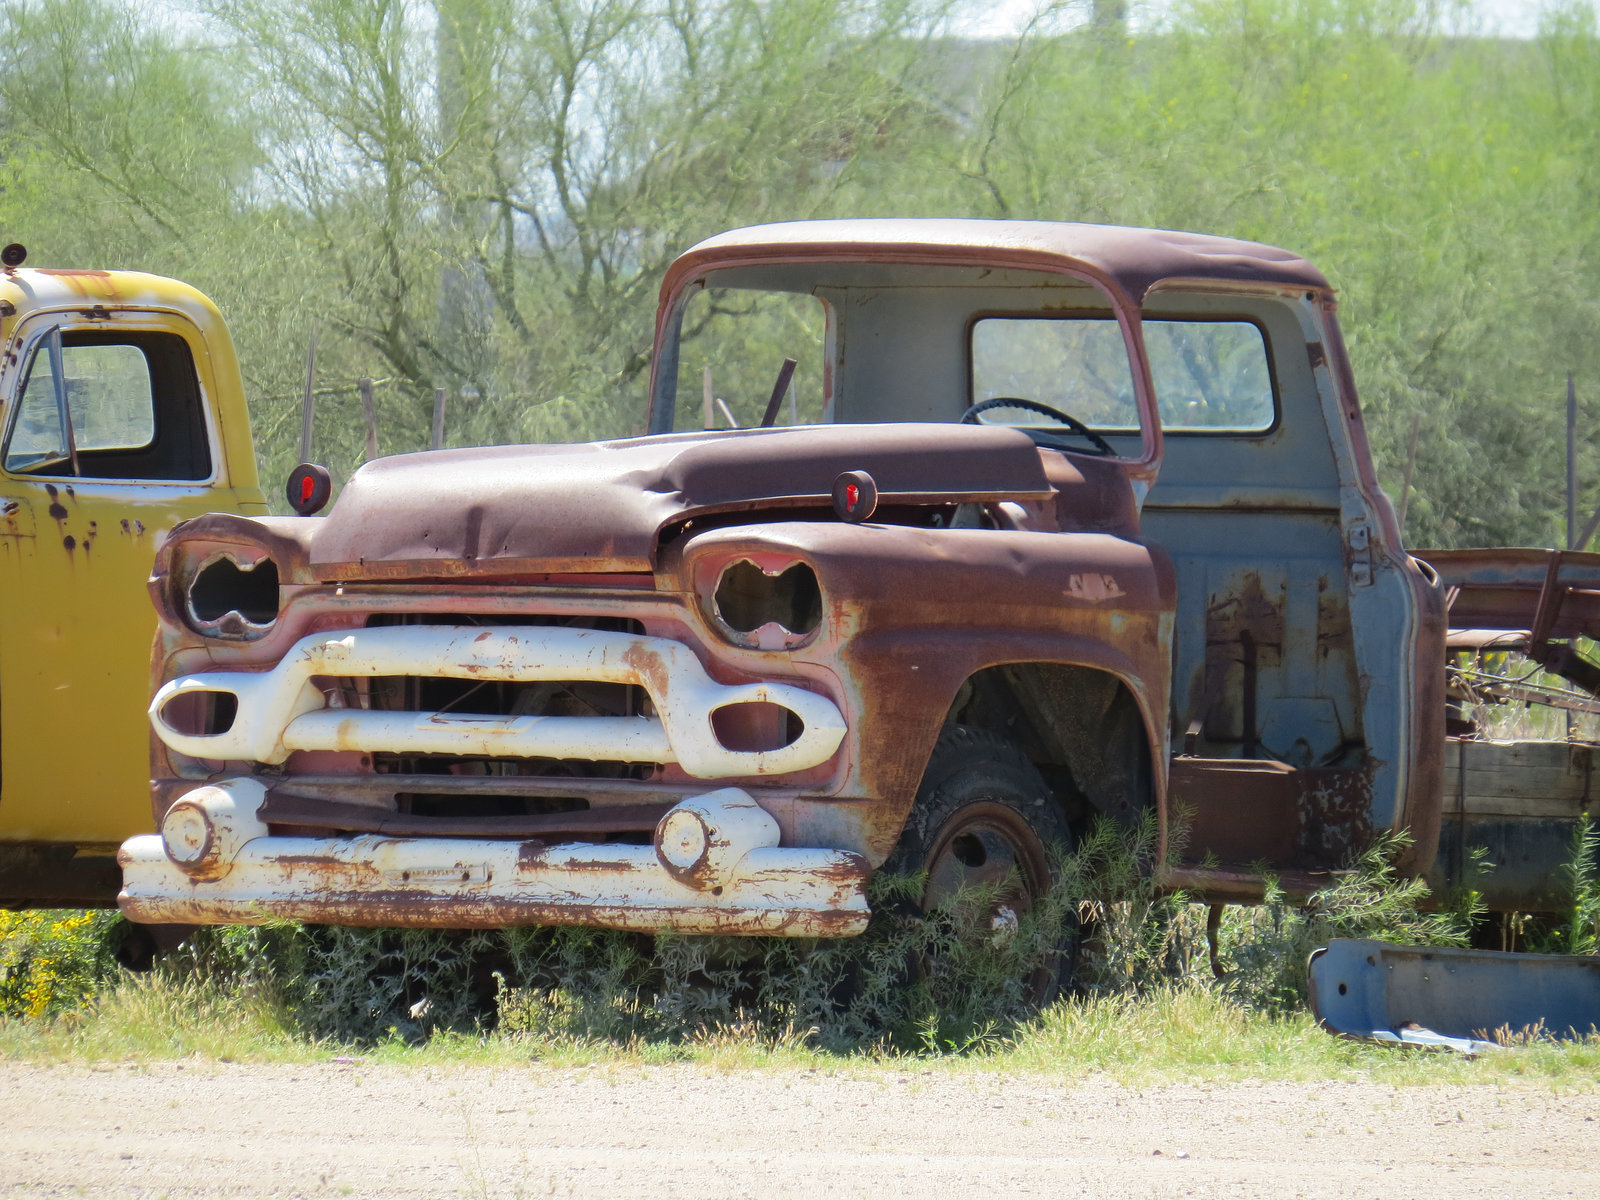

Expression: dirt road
xmin=0 ymin=1060 xmax=1595 ymax=1198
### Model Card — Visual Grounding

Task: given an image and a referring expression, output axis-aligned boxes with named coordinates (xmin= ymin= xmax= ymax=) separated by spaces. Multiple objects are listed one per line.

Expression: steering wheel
xmin=960 ymin=396 xmax=1116 ymax=457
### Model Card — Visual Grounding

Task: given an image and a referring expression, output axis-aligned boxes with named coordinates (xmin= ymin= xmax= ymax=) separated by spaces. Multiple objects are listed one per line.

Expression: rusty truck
xmin=114 ymin=220 xmax=1598 ymax=986
xmin=0 ymin=246 xmax=267 ymax=908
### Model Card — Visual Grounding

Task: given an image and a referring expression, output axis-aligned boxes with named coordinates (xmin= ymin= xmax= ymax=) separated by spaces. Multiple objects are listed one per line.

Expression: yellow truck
xmin=0 ymin=245 xmax=266 ymax=906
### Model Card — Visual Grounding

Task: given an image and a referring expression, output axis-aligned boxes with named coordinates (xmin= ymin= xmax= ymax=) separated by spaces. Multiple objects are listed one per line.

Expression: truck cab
xmin=0 ymin=258 xmax=266 ymax=905
xmin=116 ymin=220 xmax=1443 ymax=944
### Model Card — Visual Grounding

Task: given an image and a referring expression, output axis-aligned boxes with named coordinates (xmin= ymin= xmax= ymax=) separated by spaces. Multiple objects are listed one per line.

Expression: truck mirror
xmin=286 ymin=463 xmax=332 ymax=516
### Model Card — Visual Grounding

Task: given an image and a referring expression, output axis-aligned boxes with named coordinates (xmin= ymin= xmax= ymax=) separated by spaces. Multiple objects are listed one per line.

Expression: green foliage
xmin=1518 ymin=812 xmax=1600 ymax=955
xmin=4 ymin=0 xmax=1596 ymax=542
xmin=1218 ymin=834 xmax=1475 ymax=1012
xmin=0 ymin=910 xmax=122 ymax=1019
xmin=1560 ymin=814 xmax=1600 ymax=954
xmin=1072 ymin=822 xmax=1476 ymax=1014
xmin=487 ymin=864 xmax=1080 ymax=1054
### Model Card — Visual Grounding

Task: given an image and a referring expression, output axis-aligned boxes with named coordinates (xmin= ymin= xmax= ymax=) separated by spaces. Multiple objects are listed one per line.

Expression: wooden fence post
xmin=360 ymin=377 xmax=378 ymax=462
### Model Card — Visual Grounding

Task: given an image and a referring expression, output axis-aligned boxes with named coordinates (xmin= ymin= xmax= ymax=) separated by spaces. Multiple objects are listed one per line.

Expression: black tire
xmin=884 ymin=725 xmax=1078 ymax=1005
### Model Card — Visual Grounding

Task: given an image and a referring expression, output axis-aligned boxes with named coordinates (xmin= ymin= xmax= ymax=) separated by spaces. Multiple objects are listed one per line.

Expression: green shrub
xmin=0 ymin=814 xmax=1576 ymax=1056
xmin=0 ymin=909 xmax=123 ymax=1020
xmin=1557 ymin=814 xmax=1600 ymax=956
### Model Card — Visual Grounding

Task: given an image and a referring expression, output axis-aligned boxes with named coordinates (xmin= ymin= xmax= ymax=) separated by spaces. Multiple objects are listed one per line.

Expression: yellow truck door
xmin=0 ymin=275 xmax=265 ymax=902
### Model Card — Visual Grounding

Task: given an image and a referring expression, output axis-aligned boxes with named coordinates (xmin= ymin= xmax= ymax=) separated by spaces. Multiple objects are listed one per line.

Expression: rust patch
xmin=1299 ymin=763 xmax=1374 ymax=864
xmin=1170 ymin=758 xmax=1300 ymax=863
xmin=122 ymin=892 xmax=871 ymax=936
xmin=1203 ymin=572 xmax=1283 ymax=746
xmin=1171 ymin=760 xmax=1373 ymax=871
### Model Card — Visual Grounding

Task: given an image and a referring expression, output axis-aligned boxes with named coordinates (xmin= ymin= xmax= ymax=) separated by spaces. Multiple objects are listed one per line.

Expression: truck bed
xmin=1416 ymin=548 xmax=1599 ymax=914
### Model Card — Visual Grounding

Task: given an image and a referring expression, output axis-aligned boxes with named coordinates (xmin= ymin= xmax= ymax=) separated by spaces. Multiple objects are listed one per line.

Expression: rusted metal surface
xmin=119 ymin=781 xmax=870 ymax=934
xmin=1309 ymin=938 xmax=1600 ymax=1050
xmin=1155 ymin=863 xmax=1346 ymax=903
xmin=143 ymin=515 xmax=1175 ymax=870
xmin=664 ymin=220 xmax=1330 ymax=309
xmin=1421 ymin=547 xmax=1600 ymax=642
xmin=1170 ymin=759 xmax=1301 ymax=863
xmin=1168 ymin=759 xmax=1374 ymax=869
xmin=308 ymin=423 xmax=1055 ymax=579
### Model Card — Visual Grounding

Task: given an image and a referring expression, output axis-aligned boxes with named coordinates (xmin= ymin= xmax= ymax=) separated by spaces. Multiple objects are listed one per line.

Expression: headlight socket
xmin=708 ymin=558 xmax=822 ymax=650
xmin=183 ymin=551 xmax=281 ymax=640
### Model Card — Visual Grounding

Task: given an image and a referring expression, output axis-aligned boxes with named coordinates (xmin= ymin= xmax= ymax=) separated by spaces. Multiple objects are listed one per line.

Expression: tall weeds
xmin=1559 ymin=815 xmax=1600 ymax=955
xmin=3 ymin=814 xmax=1583 ymax=1056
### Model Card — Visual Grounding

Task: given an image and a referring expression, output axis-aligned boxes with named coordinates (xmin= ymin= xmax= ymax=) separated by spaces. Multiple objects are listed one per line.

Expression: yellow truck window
xmin=3 ymin=329 xmax=211 ymax=481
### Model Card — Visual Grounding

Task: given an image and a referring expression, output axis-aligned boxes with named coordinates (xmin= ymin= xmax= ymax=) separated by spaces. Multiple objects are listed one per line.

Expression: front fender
xmin=672 ymin=522 xmax=1175 ymax=861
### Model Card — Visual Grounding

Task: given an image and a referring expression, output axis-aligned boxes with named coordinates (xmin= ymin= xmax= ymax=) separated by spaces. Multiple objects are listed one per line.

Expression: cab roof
xmin=0 ymin=267 xmax=221 ymax=314
xmin=663 ymin=218 xmax=1330 ymax=307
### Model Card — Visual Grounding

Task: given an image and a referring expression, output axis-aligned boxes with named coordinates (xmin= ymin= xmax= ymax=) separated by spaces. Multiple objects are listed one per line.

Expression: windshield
xmin=649 ymin=267 xmax=1274 ymax=460
xmin=670 ymin=288 xmax=828 ymax=432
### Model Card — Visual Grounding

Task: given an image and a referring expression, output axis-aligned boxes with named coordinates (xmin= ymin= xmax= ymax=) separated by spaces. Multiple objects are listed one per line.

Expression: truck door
xmin=0 ymin=312 xmax=237 ymax=851
xmin=1137 ymin=292 xmax=1370 ymax=874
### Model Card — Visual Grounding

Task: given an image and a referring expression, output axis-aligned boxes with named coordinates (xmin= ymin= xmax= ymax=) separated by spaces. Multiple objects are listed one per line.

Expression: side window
xmin=4 ymin=328 xmax=211 ymax=481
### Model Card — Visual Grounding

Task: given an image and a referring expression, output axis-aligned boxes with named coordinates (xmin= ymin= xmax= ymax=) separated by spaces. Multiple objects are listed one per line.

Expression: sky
xmin=960 ymin=0 xmax=1549 ymax=39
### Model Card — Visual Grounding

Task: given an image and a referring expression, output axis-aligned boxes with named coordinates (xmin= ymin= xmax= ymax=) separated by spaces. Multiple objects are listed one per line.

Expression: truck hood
xmin=308 ymin=423 xmax=1057 ymax=578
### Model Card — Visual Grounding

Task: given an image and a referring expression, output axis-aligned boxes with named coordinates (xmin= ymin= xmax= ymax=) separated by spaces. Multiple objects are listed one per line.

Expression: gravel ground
xmin=0 ymin=1060 xmax=1596 ymax=1198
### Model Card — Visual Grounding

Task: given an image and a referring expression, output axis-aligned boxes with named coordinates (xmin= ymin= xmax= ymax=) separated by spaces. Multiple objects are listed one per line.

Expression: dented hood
xmin=309 ymin=423 xmax=1055 ymax=578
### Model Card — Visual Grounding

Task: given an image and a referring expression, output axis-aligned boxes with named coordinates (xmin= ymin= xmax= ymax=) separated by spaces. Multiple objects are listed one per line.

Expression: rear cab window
xmin=970 ymin=317 xmax=1276 ymax=434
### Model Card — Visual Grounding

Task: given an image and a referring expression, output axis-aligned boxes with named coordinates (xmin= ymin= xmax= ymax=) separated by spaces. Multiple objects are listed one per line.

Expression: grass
xmin=0 ymin=818 xmax=1596 ymax=1085
xmin=4 ymin=974 xmax=1596 ymax=1090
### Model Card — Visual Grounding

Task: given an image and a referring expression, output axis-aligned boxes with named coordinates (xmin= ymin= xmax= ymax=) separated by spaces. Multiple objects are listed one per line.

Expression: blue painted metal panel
xmin=1309 ymin=938 xmax=1600 ymax=1051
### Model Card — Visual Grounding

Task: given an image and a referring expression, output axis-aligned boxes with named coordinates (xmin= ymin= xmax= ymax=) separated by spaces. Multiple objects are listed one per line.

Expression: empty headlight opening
xmin=158 ymin=689 xmax=238 ymax=738
xmin=712 ymin=559 xmax=822 ymax=642
xmin=187 ymin=553 xmax=281 ymax=630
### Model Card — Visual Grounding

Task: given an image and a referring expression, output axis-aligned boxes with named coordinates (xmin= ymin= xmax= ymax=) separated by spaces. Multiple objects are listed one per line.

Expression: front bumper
xmin=118 ymin=779 xmax=871 ymax=935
